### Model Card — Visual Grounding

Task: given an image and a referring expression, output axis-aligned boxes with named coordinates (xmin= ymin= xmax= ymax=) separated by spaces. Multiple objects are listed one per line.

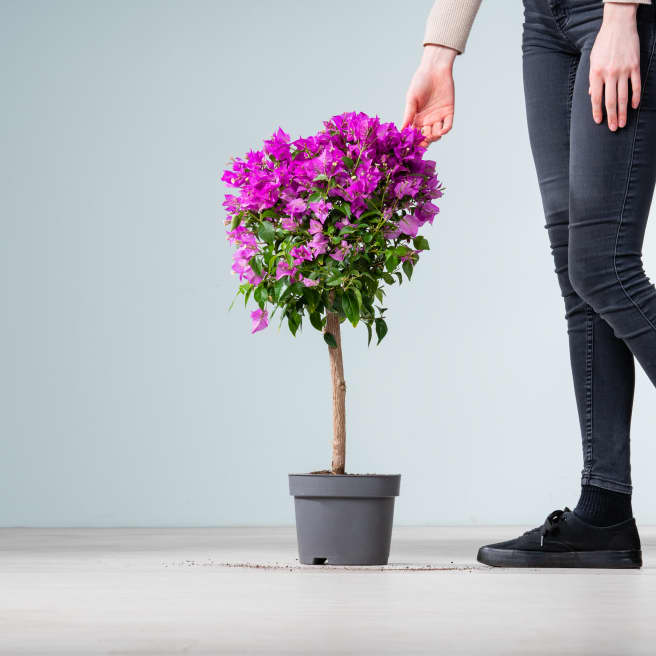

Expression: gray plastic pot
xmin=288 ymin=473 xmax=401 ymax=565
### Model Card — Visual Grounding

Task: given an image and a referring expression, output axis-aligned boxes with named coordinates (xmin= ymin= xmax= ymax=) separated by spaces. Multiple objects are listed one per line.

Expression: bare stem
xmin=324 ymin=295 xmax=346 ymax=475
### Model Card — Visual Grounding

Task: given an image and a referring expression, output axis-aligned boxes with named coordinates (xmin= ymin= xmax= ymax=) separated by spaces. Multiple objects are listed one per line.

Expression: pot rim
xmin=288 ymin=473 xmax=401 ymax=477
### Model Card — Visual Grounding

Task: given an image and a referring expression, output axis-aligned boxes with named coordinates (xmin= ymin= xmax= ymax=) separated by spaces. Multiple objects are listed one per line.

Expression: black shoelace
xmin=523 ymin=507 xmax=571 ymax=547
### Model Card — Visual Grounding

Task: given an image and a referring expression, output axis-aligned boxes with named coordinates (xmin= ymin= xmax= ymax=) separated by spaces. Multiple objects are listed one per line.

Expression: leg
xmin=522 ymin=4 xmax=636 ymax=495
xmin=567 ymin=13 xmax=656 ymax=492
xmin=475 ymin=2 xmax=644 ymax=567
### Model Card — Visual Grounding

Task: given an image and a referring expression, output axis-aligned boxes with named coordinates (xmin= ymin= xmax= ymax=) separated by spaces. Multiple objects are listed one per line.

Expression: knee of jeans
xmin=568 ymin=255 xmax=608 ymax=307
xmin=569 ymin=250 xmax=648 ymax=308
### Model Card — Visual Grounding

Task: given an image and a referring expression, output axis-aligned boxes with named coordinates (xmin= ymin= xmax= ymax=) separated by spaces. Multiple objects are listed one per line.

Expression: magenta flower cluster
xmin=222 ymin=111 xmax=442 ymax=334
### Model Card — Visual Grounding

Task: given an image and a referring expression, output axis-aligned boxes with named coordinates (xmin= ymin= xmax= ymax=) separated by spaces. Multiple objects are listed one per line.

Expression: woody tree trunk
xmin=324 ymin=296 xmax=346 ymax=475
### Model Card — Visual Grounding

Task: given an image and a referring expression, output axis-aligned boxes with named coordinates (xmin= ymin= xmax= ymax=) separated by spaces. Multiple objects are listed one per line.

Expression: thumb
xmin=401 ymin=97 xmax=417 ymax=130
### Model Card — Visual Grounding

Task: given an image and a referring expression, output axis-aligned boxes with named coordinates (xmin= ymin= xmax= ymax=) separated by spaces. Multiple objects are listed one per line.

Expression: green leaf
xmin=279 ymin=284 xmax=294 ymax=303
xmin=301 ymin=286 xmax=319 ymax=310
xmin=228 ymin=289 xmax=240 ymax=311
xmin=382 ymin=272 xmax=395 ymax=285
xmin=342 ymin=156 xmax=355 ymax=168
xmin=385 ymin=253 xmax=399 ymax=272
xmin=324 ymin=331 xmax=338 ymax=348
xmin=366 ymin=322 xmax=373 ymax=346
xmin=313 ymin=173 xmax=329 ymax=182
xmin=249 ymin=257 xmax=263 ymax=278
xmin=287 ymin=311 xmax=301 ymax=336
xmin=374 ymin=288 xmax=384 ymax=303
xmin=358 ymin=209 xmax=381 ymax=222
xmin=244 ymin=285 xmax=254 ymax=307
xmin=413 ymin=236 xmax=430 ymax=251
xmin=352 ymin=287 xmax=363 ymax=311
xmin=260 ymin=209 xmax=277 ymax=220
xmin=309 ymin=311 xmax=324 ymax=331
xmin=375 ymin=318 xmax=388 ymax=345
xmin=273 ymin=277 xmax=288 ymax=302
xmin=342 ymin=290 xmax=360 ymax=326
xmin=229 ymin=214 xmax=242 ymax=230
xmin=258 ymin=221 xmax=275 ymax=244
xmin=402 ymin=260 xmax=413 ymax=281
xmin=362 ymin=296 xmax=375 ymax=319
xmin=395 ymin=271 xmax=403 ymax=285
xmin=333 ymin=202 xmax=352 ymax=218
xmin=326 ymin=275 xmax=346 ymax=287
xmin=362 ymin=232 xmax=373 ymax=244
xmin=254 ymin=284 xmax=269 ymax=306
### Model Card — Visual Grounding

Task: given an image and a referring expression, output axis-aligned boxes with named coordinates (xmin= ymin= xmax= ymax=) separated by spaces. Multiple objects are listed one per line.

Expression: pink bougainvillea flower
xmin=309 ymin=219 xmax=323 ymax=235
xmin=350 ymin=196 xmax=367 ymax=218
xmin=329 ymin=240 xmax=350 ymax=262
xmin=263 ymin=127 xmax=291 ymax=161
xmin=250 ymin=307 xmax=268 ymax=333
xmin=281 ymin=216 xmax=300 ymax=231
xmin=335 ymin=216 xmax=352 ymax=231
xmin=414 ymin=202 xmax=439 ymax=225
xmin=383 ymin=225 xmax=401 ymax=240
xmin=394 ymin=178 xmax=421 ymax=199
xmin=309 ymin=199 xmax=332 ymax=223
xmin=398 ymin=214 xmax=421 ymax=238
xmin=276 ymin=259 xmax=297 ymax=280
xmin=243 ymin=267 xmax=263 ymax=285
xmin=284 ymin=198 xmax=307 ymax=217
xmin=309 ymin=232 xmax=329 ymax=256
xmin=301 ymin=275 xmax=320 ymax=287
xmin=290 ymin=245 xmax=313 ymax=264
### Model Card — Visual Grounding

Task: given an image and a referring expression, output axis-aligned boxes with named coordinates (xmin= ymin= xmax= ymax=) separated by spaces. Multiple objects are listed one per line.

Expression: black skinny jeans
xmin=523 ymin=0 xmax=656 ymax=494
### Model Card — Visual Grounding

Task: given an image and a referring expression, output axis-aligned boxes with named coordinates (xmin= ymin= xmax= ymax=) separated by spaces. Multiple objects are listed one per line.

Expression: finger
xmin=618 ymin=76 xmax=629 ymax=128
xmin=590 ymin=73 xmax=604 ymax=124
xmin=605 ymin=76 xmax=618 ymax=131
xmin=431 ymin=121 xmax=443 ymax=141
xmin=440 ymin=113 xmax=454 ymax=136
xmin=631 ymin=68 xmax=641 ymax=109
xmin=419 ymin=125 xmax=433 ymax=146
xmin=401 ymin=97 xmax=417 ymax=130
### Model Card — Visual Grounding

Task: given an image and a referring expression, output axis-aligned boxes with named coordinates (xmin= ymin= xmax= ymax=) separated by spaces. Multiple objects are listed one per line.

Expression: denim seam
xmin=584 ymin=306 xmax=594 ymax=471
xmin=566 ymin=56 xmax=578 ymax=139
xmin=612 ymin=33 xmax=656 ymax=334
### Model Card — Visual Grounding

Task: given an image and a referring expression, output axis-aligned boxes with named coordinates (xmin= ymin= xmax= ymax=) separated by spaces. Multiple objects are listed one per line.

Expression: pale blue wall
xmin=2 ymin=0 xmax=656 ymax=526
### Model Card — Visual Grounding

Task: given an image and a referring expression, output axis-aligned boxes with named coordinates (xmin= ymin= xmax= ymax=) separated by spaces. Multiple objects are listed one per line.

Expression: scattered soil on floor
xmin=307 ymin=470 xmax=395 ymax=476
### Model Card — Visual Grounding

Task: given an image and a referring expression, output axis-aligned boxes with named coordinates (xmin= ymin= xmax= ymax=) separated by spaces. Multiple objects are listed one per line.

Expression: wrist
xmin=420 ymin=44 xmax=457 ymax=71
xmin=602 ymin=2 xmax=638 ymax=25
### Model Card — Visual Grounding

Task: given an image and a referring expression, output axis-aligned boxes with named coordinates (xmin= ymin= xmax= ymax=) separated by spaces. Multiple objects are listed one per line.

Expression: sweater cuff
xmin=603 ymin=1 xmax=651 ymax=4
xmin=422 ymin=0 xmax=482 ymax=54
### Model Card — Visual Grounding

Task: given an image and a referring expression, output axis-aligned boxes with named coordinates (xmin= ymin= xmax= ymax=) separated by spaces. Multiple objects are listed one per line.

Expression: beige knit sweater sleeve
xmin=423 ymin=0 xmax=652 ymax=54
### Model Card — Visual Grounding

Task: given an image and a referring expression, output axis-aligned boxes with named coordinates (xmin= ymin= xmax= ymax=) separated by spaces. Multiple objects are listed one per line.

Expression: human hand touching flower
xmin=589 ymin=2 xmax=641 ymax=131
xmin=402 ymin=44 xmax=458 ymax=147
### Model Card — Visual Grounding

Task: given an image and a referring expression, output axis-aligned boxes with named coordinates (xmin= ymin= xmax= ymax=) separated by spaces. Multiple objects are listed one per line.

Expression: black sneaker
xmin=477 ymin=507 xmax=642 ymax=568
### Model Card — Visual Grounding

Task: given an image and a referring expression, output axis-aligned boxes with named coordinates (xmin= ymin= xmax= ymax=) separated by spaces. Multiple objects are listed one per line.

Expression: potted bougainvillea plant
xmin=222 ymin=111 xmax=442 ymax=565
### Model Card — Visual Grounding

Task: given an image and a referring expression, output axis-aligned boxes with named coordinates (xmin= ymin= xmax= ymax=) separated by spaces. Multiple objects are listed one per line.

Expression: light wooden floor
xmin=1 ymin=526 xmax=655 ymax=654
